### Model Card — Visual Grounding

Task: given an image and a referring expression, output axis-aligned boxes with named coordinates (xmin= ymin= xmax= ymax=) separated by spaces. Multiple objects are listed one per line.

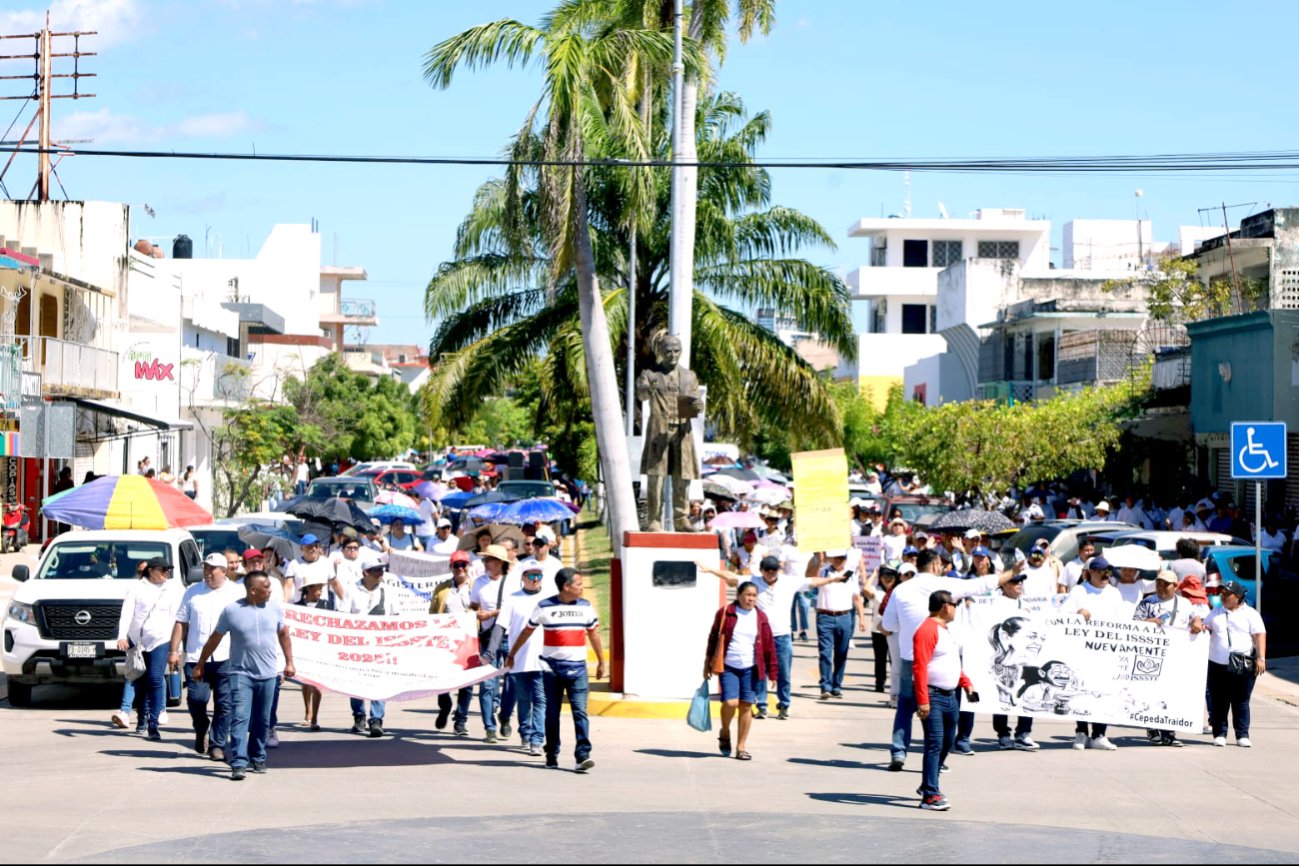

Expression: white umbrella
xmin=705 ymin=474 xmax=754 ymax=497
xmin=1101 ymin=544 xmax=1162 ymax=571
xmin=747 ymin=487 xmax=791 ymax=506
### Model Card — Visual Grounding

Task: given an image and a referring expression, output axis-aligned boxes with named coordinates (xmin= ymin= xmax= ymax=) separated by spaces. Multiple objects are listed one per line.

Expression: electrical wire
xmin=10 ymin=145 xmax=1299 ymax=173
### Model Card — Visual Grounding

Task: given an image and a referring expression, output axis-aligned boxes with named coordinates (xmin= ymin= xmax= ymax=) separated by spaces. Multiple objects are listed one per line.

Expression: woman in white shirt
xmin=703 ymin=582 xmax=777 ymax=761
xmin=1204 ymin=580 xmax=1267 ymax=747
xmin=115 ymin=557 xmax=184 ymax=740
xmin=1063 ymin=557 xmax=1125 ymax=621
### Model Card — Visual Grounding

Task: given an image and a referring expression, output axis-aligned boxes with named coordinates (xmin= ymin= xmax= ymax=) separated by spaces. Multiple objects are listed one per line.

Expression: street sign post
xmin=1230 ymin=422 xmax=1288 ymax=617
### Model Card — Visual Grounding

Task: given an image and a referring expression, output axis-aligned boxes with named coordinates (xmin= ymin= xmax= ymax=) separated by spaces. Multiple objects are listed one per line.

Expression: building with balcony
xmin=320 ymin=266 xmax=377 ymax=351
xmin=835 ymin=208 xmax=1051 ymax=407
xmin=1184 ymin=208 xmax=1299 ymax=311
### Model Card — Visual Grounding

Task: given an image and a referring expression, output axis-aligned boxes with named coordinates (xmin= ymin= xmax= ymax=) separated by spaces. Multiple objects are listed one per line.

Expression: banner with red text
xmin=285 ymin=608 xmax=498 ymax=701
xmin=384 ymin=549 xmax=452 ymax=615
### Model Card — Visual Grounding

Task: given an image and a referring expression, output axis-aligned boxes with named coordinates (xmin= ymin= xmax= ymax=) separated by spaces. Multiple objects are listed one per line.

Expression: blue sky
xmin=3 ymin=0 xmax=1298 ymax=347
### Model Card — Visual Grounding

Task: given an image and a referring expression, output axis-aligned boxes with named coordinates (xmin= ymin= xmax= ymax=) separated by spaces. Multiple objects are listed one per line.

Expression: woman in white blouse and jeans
xmin=1204 ymin=580 xmax=1267 ymax=747
xmin=116 ymin=557 xmax=184 ymax=741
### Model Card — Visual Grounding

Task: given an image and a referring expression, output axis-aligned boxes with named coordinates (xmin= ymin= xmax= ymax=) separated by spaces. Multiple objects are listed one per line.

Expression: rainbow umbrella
xmin=41 ymin=475 xmax=212 ymax=530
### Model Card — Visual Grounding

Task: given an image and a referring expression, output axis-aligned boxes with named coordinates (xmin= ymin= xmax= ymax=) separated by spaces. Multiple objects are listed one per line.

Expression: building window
xmin=932 ymin=240 xmax=962 ymax=267
xmin=903 ymin=239 xmax=928 ymax=268
xmin=901 ymin=304 xmax=928 ymax=335
xmin=977 ymin=240 xmax=1020 ymax=259
xmin=929 ymin=305 xmax=938 ymax=334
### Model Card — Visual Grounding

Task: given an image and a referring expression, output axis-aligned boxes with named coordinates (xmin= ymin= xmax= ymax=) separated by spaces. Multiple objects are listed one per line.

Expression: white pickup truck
xmin=2 ymin=529 xmax=203 ymax=707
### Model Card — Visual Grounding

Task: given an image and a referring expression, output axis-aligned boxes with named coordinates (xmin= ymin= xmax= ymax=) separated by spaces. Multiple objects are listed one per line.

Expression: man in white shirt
xmin=880 ymin=548 xmax=1017 ymax=771
xmin=343 ymin=557 xmax=396 ymax=738
xmin=804 ymin=550 xmax=867 ymax=700
xmin=1020 ymin=544 xmax=1061 ymax=607
xmin=415 ymin=492 xmax=439 ymax=551
xmin=702 ymin=555 xmax=843 ymax=720
xmin=168 ymin=553 xmax=244 ymax=761
xmin=282 ymin=534 xmax=345 ymax=604
xmin=1062 ymin=539 xmax=1096 ymax=594
xmin=1116 ymin=495 xmax=1152 ymax=529
xmin=517 ymin=535 xmax=563 ymax=586
xmin=428 ymin=519 xmax=460 ymax=556
xmin=495 ymin=564 xmax=550 ymax=755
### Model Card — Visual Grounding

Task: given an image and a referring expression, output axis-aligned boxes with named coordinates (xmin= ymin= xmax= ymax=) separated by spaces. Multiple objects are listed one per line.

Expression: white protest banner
xmin=285 ymin=608 xmax=498 ymax=702
xmin=853 ymin=536 xmax=883 ymax=572
xmin=385 ymin=550 xmax=451 ymax=616
xmin=962 ymin=604 xmax=1209 ymax=733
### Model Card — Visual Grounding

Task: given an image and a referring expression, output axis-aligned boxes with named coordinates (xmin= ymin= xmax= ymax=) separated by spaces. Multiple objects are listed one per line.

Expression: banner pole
xmin=1255 ymin=480 xmax=1263 ymax=618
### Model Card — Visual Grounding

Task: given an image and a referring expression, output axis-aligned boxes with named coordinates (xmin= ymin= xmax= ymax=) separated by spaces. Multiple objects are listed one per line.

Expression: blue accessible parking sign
xmin=1230 ymin=422 xmax=1288 ymax=480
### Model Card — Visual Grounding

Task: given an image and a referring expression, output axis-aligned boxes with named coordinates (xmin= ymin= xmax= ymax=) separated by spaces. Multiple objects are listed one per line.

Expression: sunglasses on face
xmin=451 ymin=563 xmax=468 ymax=570
xmin=344 ymin=544 xmax=359 ymax=551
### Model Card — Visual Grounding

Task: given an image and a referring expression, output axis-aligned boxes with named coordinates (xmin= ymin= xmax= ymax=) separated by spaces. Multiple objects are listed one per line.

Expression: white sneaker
xmin=267 ymin=728 xmax=280 ymax=748
xmin=1212 ymin=736 xmax=1226 ymax=747
xmin=157 ymin=710 xmax=170 ymax=725
xmin=111 ymin=710 xmax=129 ymax=729
xmin=1072 ymin=732 xmax=1087 ymax=750
xmin=1013 ymin=734 xmax=1040 ymax=751
xmin=1237 ymin=737 xmax=1252 ymax=748
xmin=1087 ymin=736 xmax=1117 ymax=751
xmin=1202 ymin=725 xmax=1213 ymax=735
xmin=887 ymin=696 xmax=898 ymax=709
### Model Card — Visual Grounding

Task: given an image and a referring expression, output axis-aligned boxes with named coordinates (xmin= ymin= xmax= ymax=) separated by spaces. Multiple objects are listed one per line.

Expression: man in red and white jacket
xmin=913 ymin=589 xmax=975 ymax=811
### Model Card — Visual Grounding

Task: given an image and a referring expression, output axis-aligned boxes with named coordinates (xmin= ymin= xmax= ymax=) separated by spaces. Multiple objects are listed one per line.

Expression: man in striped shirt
xmin=506 ymin=567 xmax=606 ymax=773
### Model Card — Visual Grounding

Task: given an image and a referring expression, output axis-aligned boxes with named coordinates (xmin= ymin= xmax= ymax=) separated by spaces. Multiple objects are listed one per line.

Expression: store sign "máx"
xmin=126 ymin=344 xmax=175 ymax=381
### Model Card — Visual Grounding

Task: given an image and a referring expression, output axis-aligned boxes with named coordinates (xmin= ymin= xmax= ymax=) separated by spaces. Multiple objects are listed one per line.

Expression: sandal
xmin=718 ymin=733 xmax=732 ymax=757
xmin=735 ymin=750 xmax=752 ymax=761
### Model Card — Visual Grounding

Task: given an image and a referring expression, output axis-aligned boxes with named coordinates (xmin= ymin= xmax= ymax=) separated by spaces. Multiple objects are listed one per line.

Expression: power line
xmin=10 ymin=145 xmax=1299 ymax=173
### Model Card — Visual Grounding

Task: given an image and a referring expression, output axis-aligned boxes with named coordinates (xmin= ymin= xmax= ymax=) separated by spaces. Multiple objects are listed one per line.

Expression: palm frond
xmin=428 ymin=288 xmax=552 ymax=357
xmin=423 ymin=254 xmax=549 ymax=323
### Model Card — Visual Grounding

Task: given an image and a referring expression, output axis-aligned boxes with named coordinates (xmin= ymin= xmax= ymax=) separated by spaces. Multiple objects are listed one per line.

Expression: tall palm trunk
xmin=572 ymin=168 xmax=640 ymax=551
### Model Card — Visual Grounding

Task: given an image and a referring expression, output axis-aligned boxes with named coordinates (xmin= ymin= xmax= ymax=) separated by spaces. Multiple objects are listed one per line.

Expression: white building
xmin=835 ymin=208 xmax=1051 ymax=407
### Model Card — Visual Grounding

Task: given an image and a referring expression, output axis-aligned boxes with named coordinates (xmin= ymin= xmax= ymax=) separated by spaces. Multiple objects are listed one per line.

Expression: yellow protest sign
xmin=790 ymin=448 xmax=850 ymax=554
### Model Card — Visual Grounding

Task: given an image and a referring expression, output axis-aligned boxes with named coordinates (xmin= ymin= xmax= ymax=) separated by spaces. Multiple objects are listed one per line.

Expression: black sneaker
xmin=576 ymin=758 xmax=594 ymax=773
xmin=887 ymin=760 xmax=904 ymax=772
xmin=545 ymin=758 xmax=559 ymax=769
xmin=776 ymin=708 xmax=789 ymax=720
xmin=754 ymin=707 xmax=767 ymax=720
xmin=435 ymin=706 xmax=451 ymax=730
xmin=453 ymin=721 xmax=468 ymax=737
xmin=230 ymin=767 xmax=246 ymax=781
xmin=250 ymin=762 xmax=267 ymax=775
xmin=194 ymin=732 xmax=208 ymax=755
xmin=830 ymin=691 xmax=844 ymax=699
xmin=500 ymin=721 xmax=513 ymax=738
xmin=368 ymin=719 xmax=384 ymax=739
xmin=351 ymin=715 xmax=366 ymax=735
xmin=146 ymin=727 xmax=161 ymax=742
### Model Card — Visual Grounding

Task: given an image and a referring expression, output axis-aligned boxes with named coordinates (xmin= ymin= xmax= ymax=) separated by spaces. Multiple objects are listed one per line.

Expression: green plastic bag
xmin=687 ymin=678 xmax=712 ymax=732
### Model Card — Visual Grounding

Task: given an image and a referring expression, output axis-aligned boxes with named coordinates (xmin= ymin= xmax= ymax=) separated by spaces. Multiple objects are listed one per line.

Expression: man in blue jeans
xmin=343 ymin=558 xmax=394 ymax=737
xmin=506 ymin=567 xmax=605 ymax=773
xmin=912 ymin=589 xmax=974 ymax=811
xmin=494 ymin=563 xmax=550 ymax=754
xmin=804 ymin=551 xmax=866 ymax=700
xmin=194 ymin=572 xmax=294 ymax=782
xmin=169 ymin=553 xmax=243 ymax=761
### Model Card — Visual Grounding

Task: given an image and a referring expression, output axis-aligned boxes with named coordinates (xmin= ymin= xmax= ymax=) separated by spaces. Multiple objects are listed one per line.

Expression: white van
xmin=2 ymin=529 xmax=202 ymax=707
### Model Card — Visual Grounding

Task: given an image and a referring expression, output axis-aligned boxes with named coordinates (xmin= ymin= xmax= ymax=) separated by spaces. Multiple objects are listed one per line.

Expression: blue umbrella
xmin=367 ymin=504 xmax=425 ymax=525
xmin=468 ymin=501 xmax=509 ymax=522
xmin=497 ymin=497 xmax=576 ymax=525
xmin=440 ymin=491 xmax=474 ymax=511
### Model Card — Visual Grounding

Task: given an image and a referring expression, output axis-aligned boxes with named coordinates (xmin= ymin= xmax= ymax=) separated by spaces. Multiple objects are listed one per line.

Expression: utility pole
xmin=1222 ymin=202 xmax=1242 ymax=314
xmin=666 ymin=0 xmax=691 ymax=360
xmin=0 ymin=13 xmax=96 ymax=201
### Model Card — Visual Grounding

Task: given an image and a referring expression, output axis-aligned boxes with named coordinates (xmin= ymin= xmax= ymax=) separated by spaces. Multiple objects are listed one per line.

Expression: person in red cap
xmin=431 ymin=549 xmax=475 ymax=735
xmin=242 ymin=549 xmax=266 ymax=576
xmin=729 ymin=530 xmax=767 ymax=577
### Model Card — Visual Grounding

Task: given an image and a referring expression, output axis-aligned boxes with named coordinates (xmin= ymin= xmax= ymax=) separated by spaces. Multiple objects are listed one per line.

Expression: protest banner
xmin=285 ymin=608 xmax=498 ymax=702
xmin=790 ymin=449 xmax=849 ymax=554
xmin=385 ymin=550 xmax=451 ymax=615
xmin=853 ymin=536 xmax=883 ymax=572
xmin=961 ymin=601 xmax=1210 ymax=733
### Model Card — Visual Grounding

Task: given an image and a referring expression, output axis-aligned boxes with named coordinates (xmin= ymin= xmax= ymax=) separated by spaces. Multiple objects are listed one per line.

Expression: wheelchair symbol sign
xmin=1231 ymin=422 xmax=1287 ymax=479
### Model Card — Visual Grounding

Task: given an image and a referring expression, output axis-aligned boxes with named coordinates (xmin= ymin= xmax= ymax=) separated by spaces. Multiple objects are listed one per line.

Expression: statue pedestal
xmin=616 ymin=531 xmax=726 ymax=700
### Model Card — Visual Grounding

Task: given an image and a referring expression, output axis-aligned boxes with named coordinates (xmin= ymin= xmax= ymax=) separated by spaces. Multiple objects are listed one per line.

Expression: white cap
xmin=898 ymin=563 xmax=917 ymax=576
xmin=204 ymin=552 xmax=228 ymax=568
xmin=1094 ymin=500 xmax=1111 ymax=512
xmin=436 ymin=518 xmax=453 ymax=529
xmin=826 ymin=549 xmax=849 ymax=559
xmin=964 ymin=529 xmax=982 ymax=539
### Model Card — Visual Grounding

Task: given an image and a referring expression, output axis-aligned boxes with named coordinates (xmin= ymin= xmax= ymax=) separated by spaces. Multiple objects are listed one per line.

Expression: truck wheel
xmin=6 ymin=680 xmax=33 ymax=707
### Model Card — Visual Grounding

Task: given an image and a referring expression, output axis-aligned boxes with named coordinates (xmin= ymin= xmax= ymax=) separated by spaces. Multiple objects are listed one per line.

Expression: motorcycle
xmin=2 ymin=503 xmax=30 ymax=553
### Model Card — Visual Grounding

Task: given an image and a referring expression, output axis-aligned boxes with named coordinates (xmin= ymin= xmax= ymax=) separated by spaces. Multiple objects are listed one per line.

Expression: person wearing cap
xmin=115 ymin=557 xmax=184 ymax=742
xmin=341 ymin=555 xmax=396 ymax=738
xmin=1092 ymin=499 xmax=1115 ymax=522
xmin=1204 ymin=580 xmax=1266 ymax=747
xmin=1134 ymin=570 xmax=1208 ymax=747
xmin=242 ymin=548 xmax=266 ymax=578
xmin=913 ymin=589 xmax=975 ymax=811
xmin=282 ymin=534 xmax=344 ymax=605
xmin=882 ymin=518 xmax=908 ymax=563
xmin=383 ymin=517 xmax=422 ymax=553
xmin=169 ymin=553 xmax=244 ymax=759
xmin=729 ymin=530 xmax=768 ymax=577
xmin=471 ymin=543 xmax=517 ymax=743
xmin=1020 ymin=543 xmax=1060 ymax=602
xmin=804 ymin=550 xmax=868 ymax=700
xmin=880 ymin=549 xmax=1020 ymax=772
xmin=987 ymin=572 xmax=1040 ymax=751
xmin=429 ymin=518 xmax=459 ymax=556
xmin=496 ymin=563 xmax=550 ymax=755
xmin=700 ymin=555 xmax=846 ymax=719
xmin=1064 ymin=556 xmax=1123 ymax=622
xmin=866 ymin=564 xmax=900 ymax=696
xmin=432 ymin=549 xmax=476 ymax=736
xmin=194 ymin=571 xmax=295 ymax=781
xmin=518 ymin=532 xmax=563 ymax=585
xmin=759 ymin=509 xmax=786 ymax=549
xmin=293 ymin=573 xmax=332 ymax=731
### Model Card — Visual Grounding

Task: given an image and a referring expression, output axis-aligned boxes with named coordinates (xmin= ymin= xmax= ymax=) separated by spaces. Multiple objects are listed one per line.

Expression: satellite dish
xmin=937 ymin=202 xmax=949 ymax=219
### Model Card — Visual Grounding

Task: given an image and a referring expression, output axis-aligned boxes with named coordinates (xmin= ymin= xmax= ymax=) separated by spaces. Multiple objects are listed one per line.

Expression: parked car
xmin=1002 ymin=521 xmax=1141 ymax=564
xmin=302 ymin=476 xmax=378 ymax=506
xmin=2 ymin=529 xmax=202 ymax=707
xmin=370 ymin=469 xmax=423 ymax=491
xmin=186 ymin=524 xmax=247 ymax=559
xmin=340 ymin=461 xmax=416 ymax=477
xmin=1106 ymin=531 xmax=1246 ymax=561
xmin=883 ymin=495 xmax=954 ymax=527
xmin=1203 ymin=546 xmax=1299 ymax=656
xmin=495 ymin=480 xmax=559 ymax=500
xmin=220 ymin=513 xmax=307 ymax=535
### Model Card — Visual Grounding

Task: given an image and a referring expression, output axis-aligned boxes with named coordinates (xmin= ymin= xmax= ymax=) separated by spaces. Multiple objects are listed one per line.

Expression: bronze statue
xmin=637 ymin=333 xmax=702 ymax=532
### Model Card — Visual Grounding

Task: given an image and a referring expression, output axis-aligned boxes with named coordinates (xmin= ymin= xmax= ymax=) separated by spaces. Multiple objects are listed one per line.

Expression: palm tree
xmin=424 ymin=14 xmax=681 ymax=549
xmin=423 ymin=90 xmax=853 ymax=450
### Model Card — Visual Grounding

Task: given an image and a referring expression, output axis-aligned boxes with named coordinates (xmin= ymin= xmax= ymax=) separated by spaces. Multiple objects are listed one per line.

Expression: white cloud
xmin=0 ymin=0 xmax=144 ymax=48
xmin=58 ymin=108 xmax=259 ymax=146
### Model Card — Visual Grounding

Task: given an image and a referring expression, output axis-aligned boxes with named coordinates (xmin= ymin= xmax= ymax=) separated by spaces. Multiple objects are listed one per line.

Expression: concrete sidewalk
xmin=3 ymin=627 xmax=1299 ymax=863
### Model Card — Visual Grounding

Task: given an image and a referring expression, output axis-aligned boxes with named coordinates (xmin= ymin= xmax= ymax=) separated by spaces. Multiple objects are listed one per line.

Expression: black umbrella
xmin=237 ymin=523 xmax=302 ymax=562
xmin=928 ymin=508 xmax=1016 ymax=535
xmin=285 ymin=496 xmax=374 ymax=533
xmin=712 ymin=467 xmax=761 ymax=483
xmin=464 ymin=489 xmax=524 ymax=508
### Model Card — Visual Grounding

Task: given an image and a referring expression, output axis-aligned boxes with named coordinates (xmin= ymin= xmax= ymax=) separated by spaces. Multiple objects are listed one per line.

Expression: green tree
xmin=1104 ymin=255 xmax=1268 ymax=323
xmin=282 ymin=355 xmax=418 ymax=462
xmin=213 ymin=404 xmax=315 ymax=517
